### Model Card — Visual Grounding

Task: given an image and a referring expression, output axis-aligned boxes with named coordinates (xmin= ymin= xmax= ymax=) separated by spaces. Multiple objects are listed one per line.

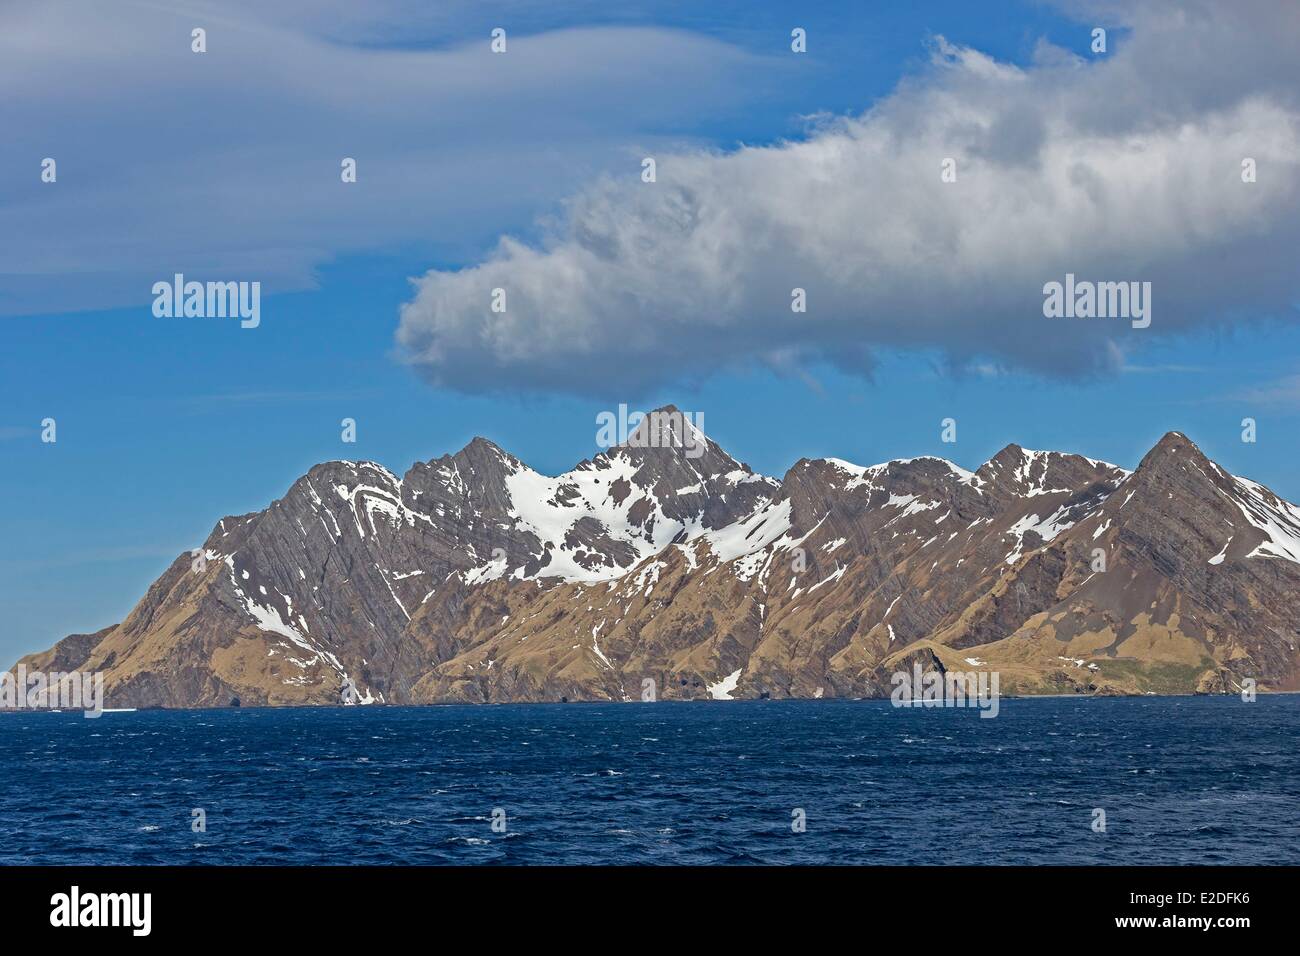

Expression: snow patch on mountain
xmin=707 ymin=668 xmax=742 ymax=700
xmin=1004 ymin=505 xmax=1079 ymax=564
xmin=704 ymin=499 xmax=793 ymax=565
xmin=1229 ymin=476 xmax=1300 ymax=564
xmin=495 ymin=447 xmax=774 ymax=582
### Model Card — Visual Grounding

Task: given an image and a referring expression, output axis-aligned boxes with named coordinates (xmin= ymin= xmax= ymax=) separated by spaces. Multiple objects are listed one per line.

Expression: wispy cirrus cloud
xmin=0 ymin=2 xmax=773 ymax=317
xmin=1233 ymin=373 xmax=1300 ymax=408
xmin=178 ymin=389 xmax=381 ymax=410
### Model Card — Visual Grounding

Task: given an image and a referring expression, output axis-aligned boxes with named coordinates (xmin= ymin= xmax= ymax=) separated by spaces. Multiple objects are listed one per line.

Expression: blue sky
xmin=2 ymin=0 xmax=1298 ymax=662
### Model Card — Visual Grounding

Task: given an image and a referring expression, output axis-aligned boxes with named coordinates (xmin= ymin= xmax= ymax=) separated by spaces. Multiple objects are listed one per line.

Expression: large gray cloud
xmin=396 ymin=0 xmax=1300 ymax=395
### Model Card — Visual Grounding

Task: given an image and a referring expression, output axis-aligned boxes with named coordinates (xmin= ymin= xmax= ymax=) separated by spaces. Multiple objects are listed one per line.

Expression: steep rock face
xmin=12 ymin=415 xmax=1300 ymax=707
xmin=970 ymin=432 xmax=1300 ymax=695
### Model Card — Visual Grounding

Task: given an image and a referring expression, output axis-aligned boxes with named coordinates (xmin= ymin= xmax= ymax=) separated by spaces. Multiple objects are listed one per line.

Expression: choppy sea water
xmin=1 ymin=695 xmax=1296 ymax=864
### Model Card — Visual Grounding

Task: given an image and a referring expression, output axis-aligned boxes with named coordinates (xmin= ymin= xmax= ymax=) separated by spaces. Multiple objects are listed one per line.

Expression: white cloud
xmin=397 ymin=2 xmax=1300 ymax=395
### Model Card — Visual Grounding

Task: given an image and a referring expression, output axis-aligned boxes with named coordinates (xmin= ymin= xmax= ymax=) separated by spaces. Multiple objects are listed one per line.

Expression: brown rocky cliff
xmin=11 ymin=421 xmax=1300 ymax=707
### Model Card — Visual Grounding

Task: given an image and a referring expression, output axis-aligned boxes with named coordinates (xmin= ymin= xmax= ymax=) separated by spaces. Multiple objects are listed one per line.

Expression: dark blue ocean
xmin=2 ymin=696 xmax=1296 ymax=865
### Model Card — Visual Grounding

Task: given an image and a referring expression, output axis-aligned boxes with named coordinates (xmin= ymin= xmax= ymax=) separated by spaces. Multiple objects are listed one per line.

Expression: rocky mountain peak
xmin=1122 ymin=430 xmax=1228 ymax=501
xmin=1111 ymin=430 xmax=1300 ymax=564
xmin=451 ymin=435 xmax=522 ymax=476
xmin=1134 ymin=430 xmax=1209 ymax=469
xmin=975 ymin=442 xmax=1126 ymax=500
xmin=300 ymin=458 xmax=399 ymax=489
xmin=610 ymin=404 xmax=731 ymax=467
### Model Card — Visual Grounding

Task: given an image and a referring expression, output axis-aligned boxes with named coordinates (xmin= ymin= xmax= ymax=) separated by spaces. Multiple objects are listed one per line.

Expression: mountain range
xmin=13 ymin=407 xmax=1300 ymax=707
